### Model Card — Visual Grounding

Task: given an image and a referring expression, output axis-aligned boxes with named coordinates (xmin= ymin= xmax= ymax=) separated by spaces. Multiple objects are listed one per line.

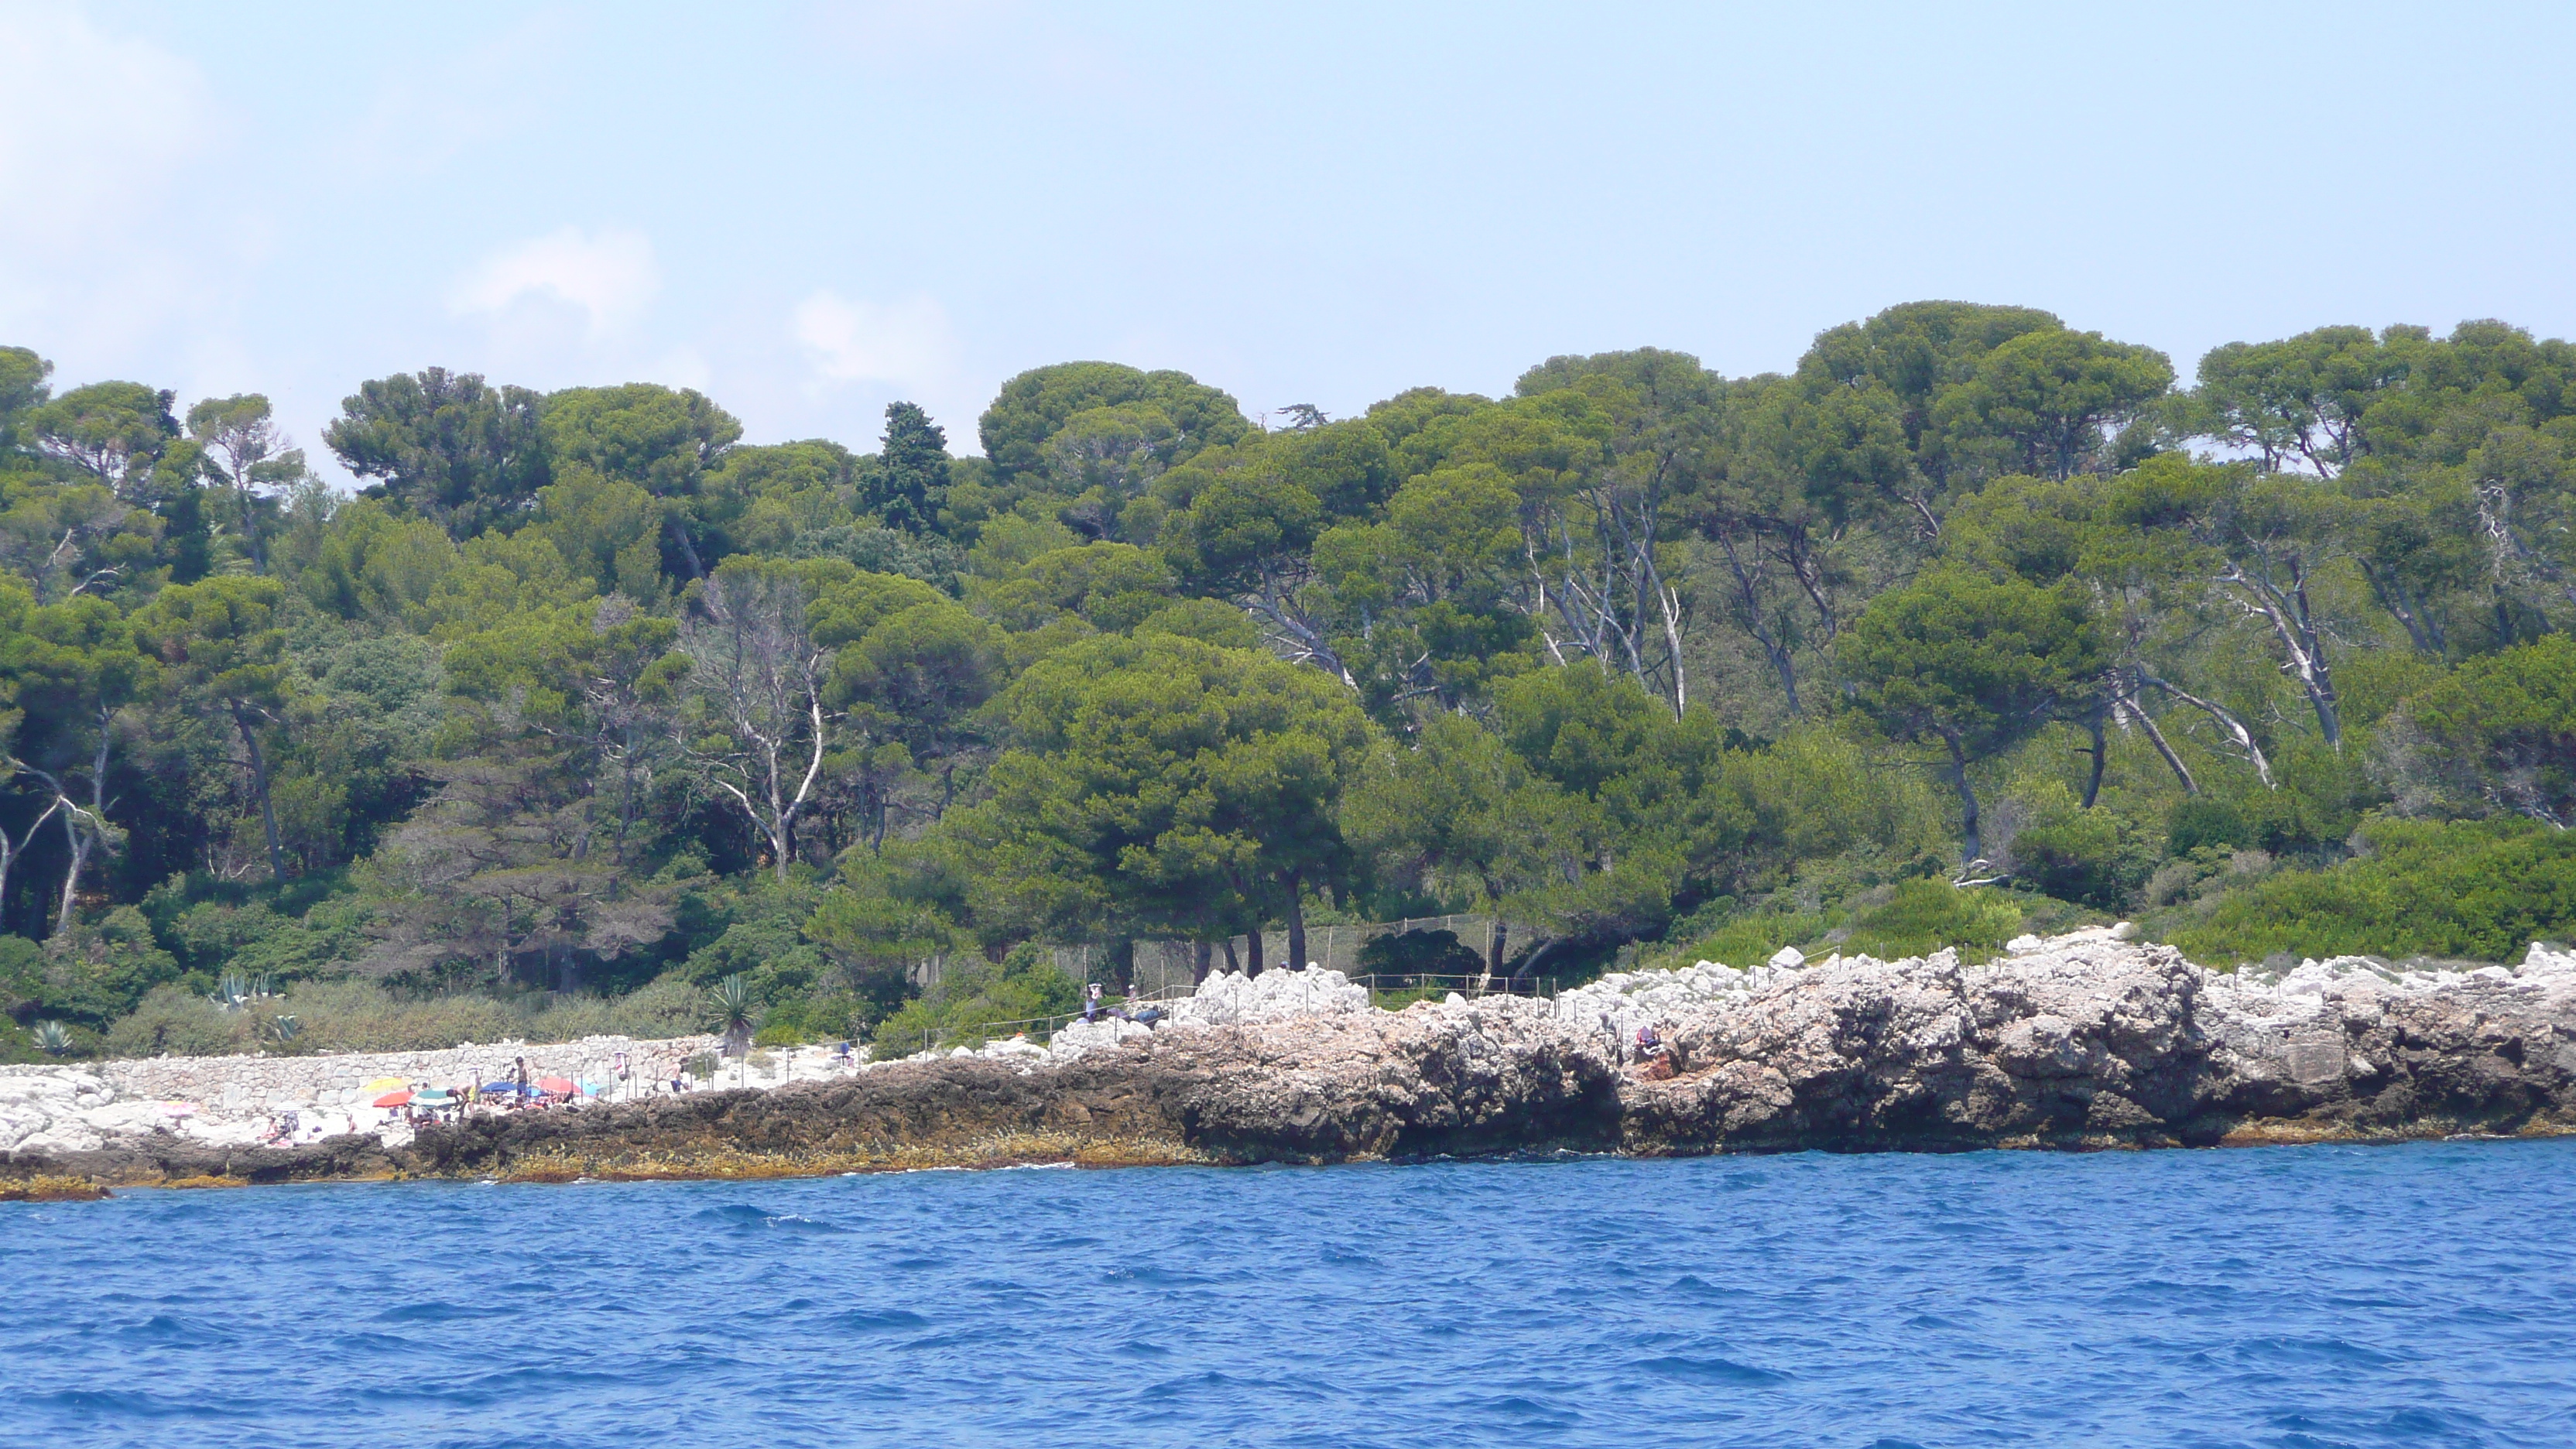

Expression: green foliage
xmin=1840 ymin=880 xmax=2024 ymax=961
xmin=868 ymin=945 xmax=1081 ymax=1058
xmin=961 ymin=632 xmax=1373 ymax=943
xmin=978 ymin=362 xmax=1248 ymax=486
xmin=2177 ymin=817 xmax=2576 ymax=964
xmin=324 ymin=368 xmax=549 ymax=540
xmin=2002 ymin=780 xmax=2154 ymax=910
xmin=1660 ymin=908 xmax=1837 ymax=970
xmin=2395 ymin=634 xmax=2576 ymax=825
xmin=101 ymin=974 xmax=713 ymax=1058
xmin=10 ymin=313 xmax=2576 ymax=1055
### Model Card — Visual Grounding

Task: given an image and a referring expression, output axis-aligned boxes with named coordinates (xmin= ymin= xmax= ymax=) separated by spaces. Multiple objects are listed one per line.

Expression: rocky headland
xmin=9 ymin=929 xmax=2576 ymax=1190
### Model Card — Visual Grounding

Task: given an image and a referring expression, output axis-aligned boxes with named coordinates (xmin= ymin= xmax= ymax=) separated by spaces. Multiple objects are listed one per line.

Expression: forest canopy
xmin=8 ymin=307 xmax=2576 ymax=1060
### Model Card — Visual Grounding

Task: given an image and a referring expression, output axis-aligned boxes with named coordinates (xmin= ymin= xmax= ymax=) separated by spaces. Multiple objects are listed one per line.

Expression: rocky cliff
xmin=12 ymin=931 xmax=2576 ymax=1186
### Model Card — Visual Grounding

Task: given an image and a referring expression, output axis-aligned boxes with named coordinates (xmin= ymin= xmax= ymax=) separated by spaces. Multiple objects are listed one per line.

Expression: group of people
xmin=1080 ymin=982 xmax=1165 ymax=1027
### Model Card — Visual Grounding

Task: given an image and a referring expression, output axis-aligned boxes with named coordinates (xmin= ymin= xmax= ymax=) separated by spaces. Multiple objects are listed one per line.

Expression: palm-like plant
xmin=262 ymin=1013 xmax=302 ymax=1052
xmin=211 ymin=974 xmax=252 ymax=1012
xmin=31 ymin=1020 xmax=74 ymax=1057
xmin=711 ymin=974 xmax=759 ymax=1085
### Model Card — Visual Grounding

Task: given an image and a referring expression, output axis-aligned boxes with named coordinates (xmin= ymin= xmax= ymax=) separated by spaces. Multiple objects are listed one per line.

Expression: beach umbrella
xmin=578 ymin=1081 xmax=611 ymax=1097
xmin=536 ymin=1075 xmax=577 ymax=1095
xmin=413 ymin=1090 xmax=451 ymax=1105
xmin=480 ymin=1081 xmax=523 ymax=1095
xmin=372 ymin=1090 xmax=413 ymax=1108
xmin=362 ymin=1077 xmax=406 ymax=1093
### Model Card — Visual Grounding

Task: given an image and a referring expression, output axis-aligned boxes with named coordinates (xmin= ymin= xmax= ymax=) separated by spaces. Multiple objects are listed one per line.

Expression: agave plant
xmin=711 ymin=975 xmax=759 ymax=1082
xmin=262 ymin=1013 xmax=303 ymax=1050
xmin=211 ymin=973 xmax=252 ymax=1012
xmin=31 ymin=1020 xmax=73 ymax=1057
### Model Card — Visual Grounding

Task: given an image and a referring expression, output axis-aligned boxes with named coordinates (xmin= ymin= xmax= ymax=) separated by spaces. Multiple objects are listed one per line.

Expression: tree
xmin=0 ymin=594 xmax=150 ymax=934
xmin=31 ymin=382 xmax=177 ymax=497
xmin=439 ymin=594 xmax=683 ymax=870
xmin=960 ymin=632 xmax=1372 ymax=975
xmin=138 ymin=577 xmax=295 ymax=881
xmin=365 ymin=754 xmax=673 ymax=992
xmin=1159 ymin=469 xmax=1341 ymax=683
xmin=2103 ymin=455 xmax=2348 ymax=751
xmin=823 ymin=589 xmax=1002 ymax=846
xmin=540 ymin=382 xmax=743 ymax=578
xmin=864 ymin=402 xmax=949 ymax=534
xmin=2397 ymin=635 xmax=2576 ymax=827
xmin=186 ymin=394 xmax=294 ymax=570
xmin=2191 ymin=326 xmax=2398 ymax=477
xmin=1840 ymin=567 xmax=2107 ymax=866
xmin=674 ymin=558 xmax=842 ymax=881
xmin=1934 ymin=328 xmax=2174 ymax=481
xmin=978 ymin=362 xmax=1249 ymax=486
xmin=324 ymin=368 xmax=550 ymax=540
xmin=0 ymin=346 xmax=53 ymax=450
xmin=1344 ymin=714 xmax=1551 ymax=975
xmin=1512 ymin=351 xmax=1718 ymax=714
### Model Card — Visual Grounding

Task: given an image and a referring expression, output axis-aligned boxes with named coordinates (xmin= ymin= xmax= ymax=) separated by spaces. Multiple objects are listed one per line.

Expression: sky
xmin=4 ymin=2 xmax=2573 ymax=474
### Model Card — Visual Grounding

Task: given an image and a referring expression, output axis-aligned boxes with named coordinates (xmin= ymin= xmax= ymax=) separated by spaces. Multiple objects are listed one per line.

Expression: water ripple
xmin=5 ymin=1141 xmax=2576 ymax=1447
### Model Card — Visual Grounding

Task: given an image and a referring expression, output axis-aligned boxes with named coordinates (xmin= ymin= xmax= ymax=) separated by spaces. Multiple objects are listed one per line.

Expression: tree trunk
xmin=54 ymin=798 xmax=90 ymax=938
xmin=1715 ymin=530 xmax=1800 ymax=715
xmin=2118 ymin=691 xmax=2198 ymax=796
xmin=1488 ymin=916 xmax=1509 ymax=978
xmin=0 ymin=796 xmax=62 ymax=940
xmin=1945 ymin=732 xmax=1983 ymax=868
xmin=1220 ymin=938 xmax=1239 ymax=975
xmin=1245 ymin=926 xmax=1264 ymax=978
xmin=1194 ymin=940 xmax=1213 ymax=985
xmin=232 ymin=703 xmax=287 ymax=882
xmin=1284 ymin=872 xmax=1307 ymax=971
xmin=2081 ymin=707 xmax=2108 ymax=810
xmin=2358 ymin=559 xmax=2448 ymax=657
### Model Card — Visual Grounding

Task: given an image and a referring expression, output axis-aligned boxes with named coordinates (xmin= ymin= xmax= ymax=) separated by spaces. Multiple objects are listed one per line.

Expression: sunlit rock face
xmin=12 ymin=935 xmax=2576 ymax=1184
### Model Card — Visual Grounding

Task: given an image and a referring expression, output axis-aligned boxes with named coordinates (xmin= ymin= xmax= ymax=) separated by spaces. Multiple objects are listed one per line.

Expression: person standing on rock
xmin=1084 ymin=983 xmax=1103 ymax=1023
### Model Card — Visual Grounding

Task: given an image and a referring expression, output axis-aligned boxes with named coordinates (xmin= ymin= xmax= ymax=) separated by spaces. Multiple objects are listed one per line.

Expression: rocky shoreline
xmin=9 ymin=929 xmax=2575 ymax=1192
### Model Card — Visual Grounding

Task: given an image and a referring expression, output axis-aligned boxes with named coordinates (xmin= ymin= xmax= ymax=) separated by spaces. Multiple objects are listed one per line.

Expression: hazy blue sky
xmin=5 ymin=2 xmax=2571 ymax=470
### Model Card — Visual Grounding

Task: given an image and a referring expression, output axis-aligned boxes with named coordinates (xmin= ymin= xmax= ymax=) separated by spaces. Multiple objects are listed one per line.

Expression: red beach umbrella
xmin=536 ymin=1076 xmax=577 ymax=1095
xmin=372 ymin=1090 xmax=413 ymax=1108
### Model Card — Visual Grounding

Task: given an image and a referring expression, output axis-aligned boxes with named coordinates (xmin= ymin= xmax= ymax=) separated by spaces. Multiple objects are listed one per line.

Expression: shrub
xmin=1840 ymin=880 xmax=2023 ymax=961
xmin=1661 ymin=909 xmax=1835 ymax=969
xmin=869 ymin=946 xmax=1080 ymax=1059
xmin=2175 ymin=816 xmax=2576 ymax=965
xmin=104 ymin=984 xmax=253 ymax=1058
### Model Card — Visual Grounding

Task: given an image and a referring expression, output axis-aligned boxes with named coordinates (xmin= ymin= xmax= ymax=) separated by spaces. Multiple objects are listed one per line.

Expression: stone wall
xmin=0 ymin=1033 xmax=724 ymax=1121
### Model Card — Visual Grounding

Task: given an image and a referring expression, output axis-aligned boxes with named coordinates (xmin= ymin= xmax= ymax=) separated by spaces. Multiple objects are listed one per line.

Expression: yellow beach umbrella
xmin=362 ymin=1076 xmax=407 ymax=1093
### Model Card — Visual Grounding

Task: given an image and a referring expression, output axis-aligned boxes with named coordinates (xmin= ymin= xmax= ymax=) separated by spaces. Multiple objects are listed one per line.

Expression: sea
xmin=5 ymin=1139 xmax=2573 ymax=1448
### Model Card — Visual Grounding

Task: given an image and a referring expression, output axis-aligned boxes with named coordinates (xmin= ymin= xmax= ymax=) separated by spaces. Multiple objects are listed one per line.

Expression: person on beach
xmin=1084 ymin=982 xmax=1103 ymax=1023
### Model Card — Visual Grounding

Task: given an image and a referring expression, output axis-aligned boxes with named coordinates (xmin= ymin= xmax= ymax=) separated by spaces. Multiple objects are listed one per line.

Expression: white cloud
xmin=449 ymin=226 xmax=661 ymax=337
xmin=791 ymin=289 xmax=961 ymax=385
xmin=0 ymin=6 xmax=228 ymax=354
xmin=0 ymin=8 xmax=217 ymax=251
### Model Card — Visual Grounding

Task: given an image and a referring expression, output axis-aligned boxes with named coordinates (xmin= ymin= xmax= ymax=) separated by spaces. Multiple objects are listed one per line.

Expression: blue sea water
xmin=5 ymin=1141 xmax=2574 ymax=1448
